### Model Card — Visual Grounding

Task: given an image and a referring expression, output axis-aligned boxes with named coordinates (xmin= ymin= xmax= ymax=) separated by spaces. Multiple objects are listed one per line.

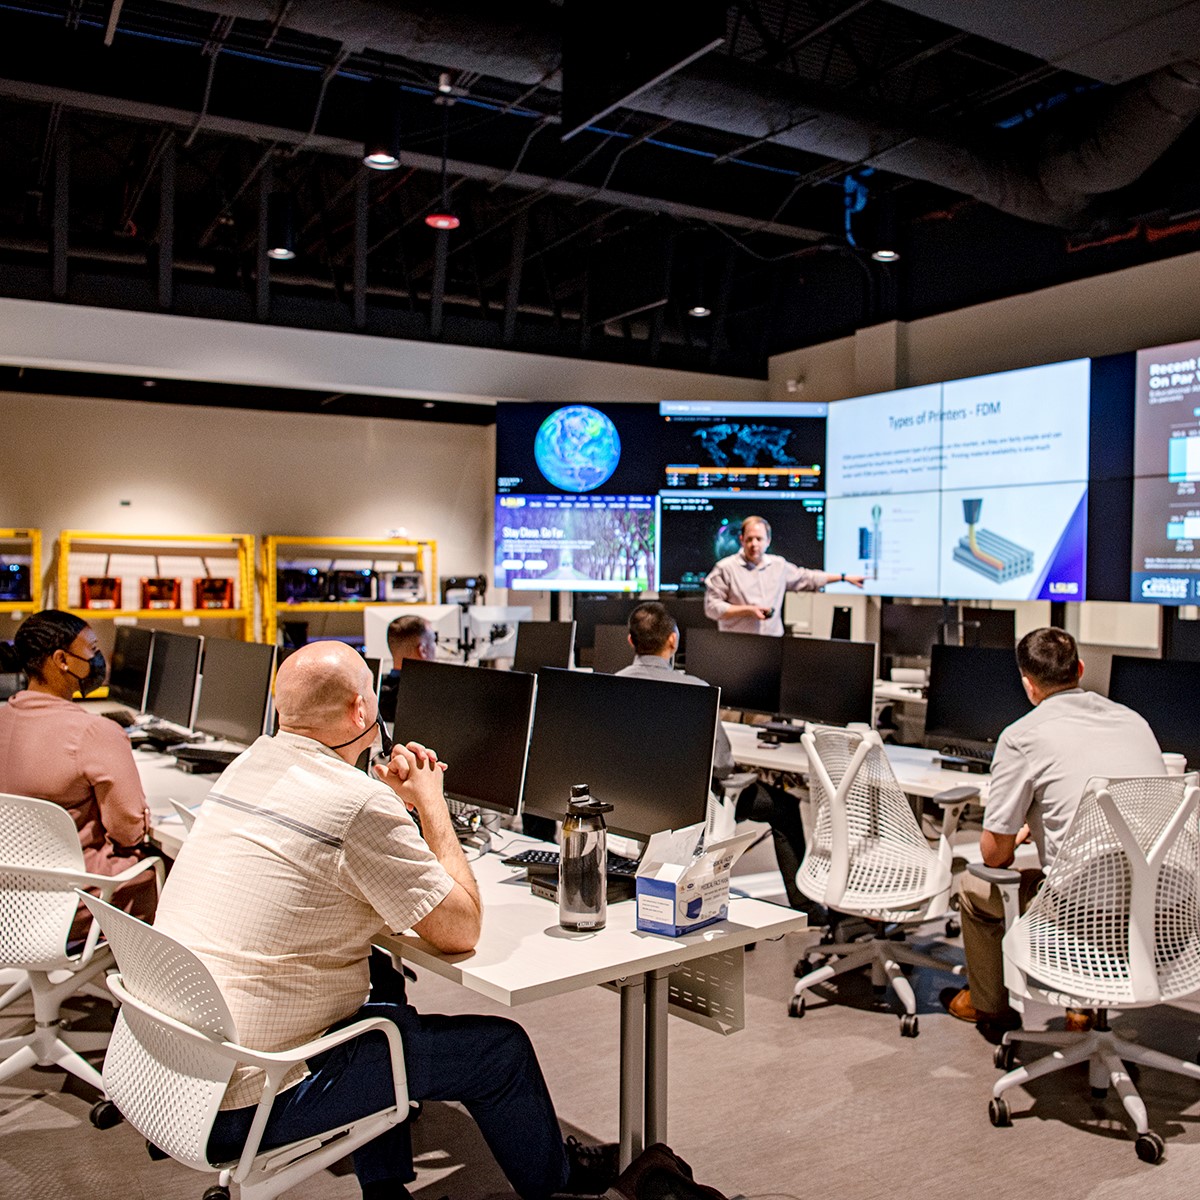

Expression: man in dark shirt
xmin=378 ymin=615 xmax=437 ymax=724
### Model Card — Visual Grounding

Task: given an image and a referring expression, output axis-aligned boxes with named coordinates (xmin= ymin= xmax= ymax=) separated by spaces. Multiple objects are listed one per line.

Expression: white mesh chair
xmin=170 ymin=798 xmax=199 ymax=832
xmin=981 ymin=775 xmax=1200 ymax=1162
xmin=0 ymin=792 xmax=163 ymax=1121
xmin=790 ymin=727 xmax=975 ymax=1036
xmin=78 ymin=893 xmax=411 ymax=1200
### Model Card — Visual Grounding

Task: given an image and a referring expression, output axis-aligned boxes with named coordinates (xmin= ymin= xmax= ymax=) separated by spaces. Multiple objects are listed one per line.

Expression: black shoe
xmin=561 ymin=1136 xmax=620 ymax=1196
xmin=795 ymin=900 xmax=829 ymax=927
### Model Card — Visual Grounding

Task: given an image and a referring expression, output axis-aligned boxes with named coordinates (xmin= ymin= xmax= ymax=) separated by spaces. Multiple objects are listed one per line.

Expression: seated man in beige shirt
xmin=154 ymin=641 xmax=614 ymax=1200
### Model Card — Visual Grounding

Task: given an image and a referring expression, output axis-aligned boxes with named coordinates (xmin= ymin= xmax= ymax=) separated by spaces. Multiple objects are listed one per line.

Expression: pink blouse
xmin=0 ymin=691 xmax=150 ymax=865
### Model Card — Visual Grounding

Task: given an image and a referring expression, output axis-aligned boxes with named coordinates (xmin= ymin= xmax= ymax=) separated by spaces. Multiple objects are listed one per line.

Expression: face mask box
xmin=635 ymin=826 xmax=756 ymax=937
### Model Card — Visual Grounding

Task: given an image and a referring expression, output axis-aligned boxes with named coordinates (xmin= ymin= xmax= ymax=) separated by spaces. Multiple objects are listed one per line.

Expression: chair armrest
xmin=72 ymin=858 xmax=165 ymax=963
xmin=967 ymin=863 xmax=1021 ymax=886
xmin=932 ymin=785 xmax=980 ymax=807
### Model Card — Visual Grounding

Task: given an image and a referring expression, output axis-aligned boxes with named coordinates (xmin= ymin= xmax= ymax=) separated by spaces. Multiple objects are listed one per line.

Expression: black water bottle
xmin=559 ymin=784 xmax=613 ymax=931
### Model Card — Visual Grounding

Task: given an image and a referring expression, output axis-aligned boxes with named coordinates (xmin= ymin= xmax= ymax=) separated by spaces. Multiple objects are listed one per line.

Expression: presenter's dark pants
xmin=735 ymin=780 xmax=810 ymax=911
xmin=208 ymin=953 xmax=569 ymax=1199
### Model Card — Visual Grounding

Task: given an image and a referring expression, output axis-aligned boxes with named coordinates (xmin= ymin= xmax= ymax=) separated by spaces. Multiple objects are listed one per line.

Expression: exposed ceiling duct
xmin=192 ymin=0 xmax=1200 ymax=228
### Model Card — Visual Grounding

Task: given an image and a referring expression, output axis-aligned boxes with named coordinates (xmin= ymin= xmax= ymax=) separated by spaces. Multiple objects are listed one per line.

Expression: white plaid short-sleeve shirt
xmin=153 ymin=731 xmax=455 ymax=1110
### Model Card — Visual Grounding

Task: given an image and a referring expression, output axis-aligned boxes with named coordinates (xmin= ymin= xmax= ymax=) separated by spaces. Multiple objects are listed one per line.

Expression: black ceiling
xmin=0 ymin=0 xmax=1198 ymax=390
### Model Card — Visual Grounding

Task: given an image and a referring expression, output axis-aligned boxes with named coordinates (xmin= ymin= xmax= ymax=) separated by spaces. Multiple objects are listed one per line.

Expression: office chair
xmin=79 ymin=893 xmax=411 ymax=1200
xmin=981 ymin=776 xmax=1200 ymax=1162
xmin=790 ymin=727 xmax=973 ymax=1036
xmin=170 ymin=797 xmax=199 ymax=833
xmin=0 ymin=792 xmax=163 ymax=1123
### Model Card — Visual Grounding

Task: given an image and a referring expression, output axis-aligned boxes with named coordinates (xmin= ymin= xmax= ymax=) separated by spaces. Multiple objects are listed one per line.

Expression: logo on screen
xmin=1141 ymin=577 xmax=1191 ymax=600
xmin=534 ymin=405 xmax=621 ymax=492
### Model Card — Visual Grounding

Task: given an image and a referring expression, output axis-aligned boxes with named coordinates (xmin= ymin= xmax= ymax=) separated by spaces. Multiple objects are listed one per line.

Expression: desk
xmin=139 ymin=755 xmax=808 ymax=1169
xmin=722 ymin=720 xmax=991 ymax=802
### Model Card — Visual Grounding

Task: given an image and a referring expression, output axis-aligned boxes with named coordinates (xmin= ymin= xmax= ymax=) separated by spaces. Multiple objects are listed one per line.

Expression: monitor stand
xmin=449 ymin=800 xmax=494 ymax=852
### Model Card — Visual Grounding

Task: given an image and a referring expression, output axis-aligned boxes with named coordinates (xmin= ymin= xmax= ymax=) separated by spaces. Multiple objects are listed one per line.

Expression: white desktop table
xmin=722 ymin=720 xmax=992 ymax=802
xmin=138 ymin=755 xmax=808 ymax=1169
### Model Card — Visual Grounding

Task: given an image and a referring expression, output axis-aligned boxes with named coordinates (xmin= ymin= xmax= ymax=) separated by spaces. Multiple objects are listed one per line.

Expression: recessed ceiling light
xmin=423 ymin=401 xmax=436 ymax=409
xmin=688 ymin=304 xmax=712 ymax=317
xmin=267 ymin=247 xmax=295 ymax=261
xmin=425 ymin=212 xmax=460 ymax=231
xmin=871 ymin=248 xmax=900 ymax=262
xmin=141 ymin=379 xmax=157 ymax=388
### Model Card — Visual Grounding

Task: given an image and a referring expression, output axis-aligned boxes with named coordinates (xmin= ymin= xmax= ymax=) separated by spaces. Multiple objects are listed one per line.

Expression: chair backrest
xmin=79 ymin=894 xmax=238 ymax=1170
xmin=0 ymin=792 xmax=88 ymax=965
xmin=170 ymin=798 xmax=198 ymax=832
xmin=798 ymin=727 xmax=949 ymax=913
xmin=1008 ymin=775 xmax=1200 ymax=1007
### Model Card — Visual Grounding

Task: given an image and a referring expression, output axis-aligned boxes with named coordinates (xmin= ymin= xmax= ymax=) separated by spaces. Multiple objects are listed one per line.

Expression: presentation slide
xmin=823 ymin=492 xmax=941 ymax=598
xmin=658 ymin=400 xmax=827 ymax=493
xmin=494 ymin=495 xmax=655 ymax=593
xmin=825 ymin=384 xmax=942 ymax=497
xmin=1130 ymin=339 xmax=1200 ymax=603
xmin=657 ymin=494 xmax=824 ymax=593
xmin=941 ymin=482 xmax=1087 ymax=601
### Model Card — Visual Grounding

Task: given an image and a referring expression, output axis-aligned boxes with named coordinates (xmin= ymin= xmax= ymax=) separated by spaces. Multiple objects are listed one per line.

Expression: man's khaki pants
xmin=957 ymin=867 xmax=1044 ymax=1016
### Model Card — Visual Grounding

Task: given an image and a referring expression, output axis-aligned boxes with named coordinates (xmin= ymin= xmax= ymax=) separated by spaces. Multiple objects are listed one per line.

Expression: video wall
xmin=494 ymin=343 xmax=1197 ymax=604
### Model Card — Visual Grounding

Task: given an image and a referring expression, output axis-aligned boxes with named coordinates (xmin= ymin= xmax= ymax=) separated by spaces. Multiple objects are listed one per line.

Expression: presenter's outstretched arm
xmin=823 ymin=571 xmax=865 ymax=589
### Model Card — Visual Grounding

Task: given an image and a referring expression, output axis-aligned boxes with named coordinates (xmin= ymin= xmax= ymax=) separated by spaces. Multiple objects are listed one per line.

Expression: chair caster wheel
xmin=146 ymin=1140 xmax=169 ymax=1161
xmin=1091 ymin=1086 xmax=1108 ymax=1099
xmin=89 ymin=1099 xmax=123 ymax=1130
xmin=988 ymin=1097 xmax=1012 ymax=1127
xmin=1135 ymin=1131 xmax=1164 ymax=1163
xmin=993 ymin=1043 xmax=1016 ymax=1071
xmin=900 ymin=1014 xmax=919 ymax=1038
xmin=788 ymin=995 xmax=806 ymax=1018
xmin=202 ymin=1187 xmax=231 ymax=1200
xmin=945 ymin=918 xmax=960 ymax=938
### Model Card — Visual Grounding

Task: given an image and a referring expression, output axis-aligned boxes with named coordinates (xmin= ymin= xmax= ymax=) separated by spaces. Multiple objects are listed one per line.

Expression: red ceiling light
xmin=425 ymin=212 xmax=461 ymax=231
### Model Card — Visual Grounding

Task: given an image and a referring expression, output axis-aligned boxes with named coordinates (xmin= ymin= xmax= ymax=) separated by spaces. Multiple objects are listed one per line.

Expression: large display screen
xmin=1130 ymin=338 xmax=1200 ymax=604
xmin=824 ymin=360 xmax=1091 ymax=600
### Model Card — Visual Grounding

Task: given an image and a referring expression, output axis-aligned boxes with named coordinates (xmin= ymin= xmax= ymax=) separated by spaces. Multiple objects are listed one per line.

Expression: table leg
xmin=644 ymin=968 xmax=670 ymax=1146
xmin=618 ymin=977 xmax=646 ymax=1170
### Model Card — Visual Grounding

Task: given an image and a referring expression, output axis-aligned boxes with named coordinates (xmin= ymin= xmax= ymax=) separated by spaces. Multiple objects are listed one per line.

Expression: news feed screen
xmin=1130 ymin=338 xmax=1200 ymax=604
xmin=823 ymin=360 xmax=1091 ymax=600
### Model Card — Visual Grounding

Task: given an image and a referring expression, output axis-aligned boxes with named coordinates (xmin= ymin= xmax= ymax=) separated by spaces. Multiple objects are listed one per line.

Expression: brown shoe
xmin=1064 ymin=1008 xmax=1095 ymax=1032
xmin=941 ymin=986 xmax=980 ymax=1023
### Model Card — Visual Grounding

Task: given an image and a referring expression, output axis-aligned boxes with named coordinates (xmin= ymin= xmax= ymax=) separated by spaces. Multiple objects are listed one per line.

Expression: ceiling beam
xmin=0 ymin=77 xmax=828 ymax=242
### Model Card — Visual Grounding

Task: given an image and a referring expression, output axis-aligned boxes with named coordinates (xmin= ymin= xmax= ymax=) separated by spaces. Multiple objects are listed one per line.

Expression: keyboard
xmin=938 ymin=743 xmax=994 ymax=766
xmin=501 ymin=848 xmax=640 ymax=878
xmin=171 ymin=745 xmax=240 ymax=771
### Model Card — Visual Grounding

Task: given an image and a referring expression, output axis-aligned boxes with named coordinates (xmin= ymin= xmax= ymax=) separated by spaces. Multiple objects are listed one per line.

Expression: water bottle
xmin=559 ymin=783 xmax=613 ymax=931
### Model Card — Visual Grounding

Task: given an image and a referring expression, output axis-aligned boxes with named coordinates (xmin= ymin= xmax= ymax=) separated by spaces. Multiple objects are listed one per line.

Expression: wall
xmin=0 ymin=391 xmax=495 ymax=606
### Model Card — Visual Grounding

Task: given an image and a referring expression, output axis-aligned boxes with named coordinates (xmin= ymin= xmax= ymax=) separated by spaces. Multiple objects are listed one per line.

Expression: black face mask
xmin=63 ymin=649 xmax=107 ymax=697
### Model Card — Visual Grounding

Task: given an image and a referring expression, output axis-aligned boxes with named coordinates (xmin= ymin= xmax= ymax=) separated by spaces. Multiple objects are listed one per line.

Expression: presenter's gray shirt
xmin=704 ymin=551 xmax=824 ymax=636
xmin=615 ymin=654 xmax=734 ymax=777
xmin=983 ymin=688 xmax=1164 ymax=868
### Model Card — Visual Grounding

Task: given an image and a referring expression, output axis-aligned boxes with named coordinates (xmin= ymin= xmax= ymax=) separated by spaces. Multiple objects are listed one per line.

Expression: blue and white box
xmin=635 ymin=826 xmax=757 ymax=937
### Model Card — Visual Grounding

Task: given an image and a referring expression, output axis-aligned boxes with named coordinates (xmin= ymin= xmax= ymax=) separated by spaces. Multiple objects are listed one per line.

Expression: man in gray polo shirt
xmin=943 ymin=628 xmax=1164 ymax=1038
xmin=703 ymin=516 xmax=863 ymax=637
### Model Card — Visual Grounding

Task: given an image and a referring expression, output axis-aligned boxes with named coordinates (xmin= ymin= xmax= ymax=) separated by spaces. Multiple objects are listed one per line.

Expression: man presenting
xmin=153 ymin=641 xmax=614 ymax=1200
xmin=704 ymin=516 xmax=864 ymax=636
xmin=942 ymin=628 xmax=1165 ymax=1040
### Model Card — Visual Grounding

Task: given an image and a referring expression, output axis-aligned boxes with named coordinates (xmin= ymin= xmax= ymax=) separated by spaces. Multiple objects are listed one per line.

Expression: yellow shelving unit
xmin=57 ymin=531 xmax=256 ymax=641
xmin=262 ymin=534 xmax=437 ymax=645
xmin=0 ymin=528 xmax=42 ymax=616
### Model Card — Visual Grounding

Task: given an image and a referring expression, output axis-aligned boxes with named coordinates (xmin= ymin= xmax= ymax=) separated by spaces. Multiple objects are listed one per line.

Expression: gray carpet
xmin=3 ymin=841 xmax=1200 ymax=1200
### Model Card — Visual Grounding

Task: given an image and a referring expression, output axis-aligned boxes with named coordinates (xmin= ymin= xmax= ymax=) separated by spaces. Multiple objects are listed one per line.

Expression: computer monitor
xmin=193 ymin=638 xmax=277 ymax=746
xmin=391 ymin=659 xmax=536 ymax=815
xmin=521 ymin=668 xmax=717 ymax=842
xmin=513 ymin=621 xmax=576 ymax=672
xmin=362 ymin=605 xmax=463 ymax=662
xmin=363 ymin=656 xmax=383 ymax=696
xmin=961 ymin=607 xmax=1017 ymax=650
xmin=108 ymin=625 xmax=154 ymax=710
xmin=591 ymin=624 xmax=636 ymax=674
xmin=683 ymin=628 xmax=782 ymax=714
xmin=1108 ymin=656 xmax=1200 ymax=769
xmin=572 ymin=596 xmax=642 ymax=665
xmin=464 ymin=605 xmax=534 ymax=661
xmin=778 ymin=638 xmax=876 ymax=727
xmin=923 ymin=644 xmax=1031 ymax=750
xmin=143 ymin=630 xmax=203 ymax=728
xmin=880 ymin=603 xmax=945 ymax=659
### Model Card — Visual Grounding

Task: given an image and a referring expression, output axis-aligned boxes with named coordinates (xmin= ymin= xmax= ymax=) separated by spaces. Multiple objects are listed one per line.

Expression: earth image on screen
xmin=534 ymin=404 xmax=621 ymax=492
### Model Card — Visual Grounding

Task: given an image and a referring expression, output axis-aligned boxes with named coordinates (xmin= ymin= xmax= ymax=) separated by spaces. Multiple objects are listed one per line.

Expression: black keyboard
xmin=501 ymin=848 xmax=640 ymax=878
xmin=172 ymin=746 xmax=240 ymax=770
xmin=938 ymin=743 xmax=994 ymax=765
xmin=102 ymin=709 xmax=136 ymax=728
